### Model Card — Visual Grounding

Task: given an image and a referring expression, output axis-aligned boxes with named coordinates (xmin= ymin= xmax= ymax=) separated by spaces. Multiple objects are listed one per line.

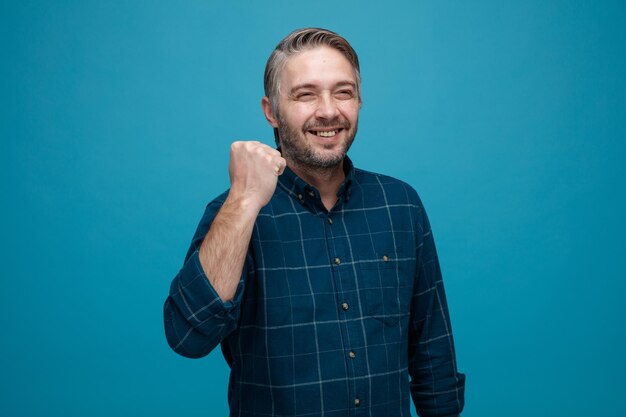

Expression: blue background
xmin=3 ymin=1 xmax=625 ymax=416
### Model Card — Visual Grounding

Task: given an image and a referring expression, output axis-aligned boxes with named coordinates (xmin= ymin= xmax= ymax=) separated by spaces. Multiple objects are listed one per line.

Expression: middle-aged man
xmin=164 ymin=28 xmax=466 ymax=417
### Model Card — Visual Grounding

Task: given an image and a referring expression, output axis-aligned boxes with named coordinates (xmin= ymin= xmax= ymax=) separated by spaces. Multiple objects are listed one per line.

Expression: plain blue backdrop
xmin=2 ymin=1 xmax=625 ymax=416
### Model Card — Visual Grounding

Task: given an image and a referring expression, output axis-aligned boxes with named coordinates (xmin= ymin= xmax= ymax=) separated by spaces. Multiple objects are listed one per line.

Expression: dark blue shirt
xmin=164 ymin=158 xmax=465 ymax=417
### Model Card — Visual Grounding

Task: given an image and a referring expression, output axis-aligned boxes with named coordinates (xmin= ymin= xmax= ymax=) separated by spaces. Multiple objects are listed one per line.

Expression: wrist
xmin=223 ymin=191 xmax=263 ymax=218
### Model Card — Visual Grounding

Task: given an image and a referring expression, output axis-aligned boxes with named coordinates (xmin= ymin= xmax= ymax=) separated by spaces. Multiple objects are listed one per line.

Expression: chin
xmin=308 ymin=149 xmax=347 ymax=168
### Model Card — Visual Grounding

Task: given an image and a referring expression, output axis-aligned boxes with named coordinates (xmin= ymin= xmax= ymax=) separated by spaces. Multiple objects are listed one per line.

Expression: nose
xmin=315 ymin=93 xmax=340 ymax=120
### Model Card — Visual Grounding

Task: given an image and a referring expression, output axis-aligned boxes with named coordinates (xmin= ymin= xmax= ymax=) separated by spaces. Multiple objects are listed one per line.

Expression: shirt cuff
xmin=169 ymin=249 xmax=244 ymax=332
xmin=412 ymin=372 xmax=466 ymax=417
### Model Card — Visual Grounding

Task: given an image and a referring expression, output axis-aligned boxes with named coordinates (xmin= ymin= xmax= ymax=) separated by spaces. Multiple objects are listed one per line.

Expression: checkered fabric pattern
xmin=164 ymin=157 xmax=465 ymax=417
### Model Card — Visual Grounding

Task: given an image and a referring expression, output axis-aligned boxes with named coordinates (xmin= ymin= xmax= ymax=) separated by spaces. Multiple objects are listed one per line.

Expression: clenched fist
xmin=227 ymin=141 xmax=287 ymax=211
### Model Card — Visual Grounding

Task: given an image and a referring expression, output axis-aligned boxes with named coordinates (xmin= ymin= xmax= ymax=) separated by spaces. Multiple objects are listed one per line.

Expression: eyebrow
xmin=289 ymin=81 xmax=357 ymax=95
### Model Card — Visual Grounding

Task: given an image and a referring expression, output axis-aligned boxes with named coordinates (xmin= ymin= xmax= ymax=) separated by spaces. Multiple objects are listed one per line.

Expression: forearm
xmin=409 ymin=289 xmax=465 ymax=417
xmin=199 ymin=141 xmax=285 ymax=301
xmin=163 ymin=193 xmax=252 ymax=359
xmin=198 ymin=193 xmax=260 ymax=302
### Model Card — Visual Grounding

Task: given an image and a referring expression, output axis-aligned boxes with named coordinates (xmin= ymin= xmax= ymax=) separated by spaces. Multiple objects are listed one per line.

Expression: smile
xmin=309 ymin=128 xmax=343 ymax=138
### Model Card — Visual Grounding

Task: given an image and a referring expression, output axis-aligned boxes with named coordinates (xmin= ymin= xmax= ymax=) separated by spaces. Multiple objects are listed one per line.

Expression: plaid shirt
xmin=164 ymin=158 xmax=465 ymax=417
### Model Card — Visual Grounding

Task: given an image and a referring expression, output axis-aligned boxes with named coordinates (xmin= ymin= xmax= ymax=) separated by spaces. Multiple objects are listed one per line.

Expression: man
xmin=164 ymin=28 xmax=465 ymax=417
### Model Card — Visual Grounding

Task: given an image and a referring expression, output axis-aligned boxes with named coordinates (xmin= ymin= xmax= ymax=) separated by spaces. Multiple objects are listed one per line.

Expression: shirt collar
xmin=277 ymin=155 xmax=355 ymax=207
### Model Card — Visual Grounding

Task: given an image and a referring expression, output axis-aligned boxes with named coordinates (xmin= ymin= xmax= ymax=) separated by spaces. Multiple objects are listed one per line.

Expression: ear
xmin=261 ymin=96 xmax=279 ymax=128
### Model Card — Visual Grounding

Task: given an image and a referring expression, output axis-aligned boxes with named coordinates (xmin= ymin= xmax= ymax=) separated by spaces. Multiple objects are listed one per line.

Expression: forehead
xmin=280 ymin=46 xmax=356 ymax=90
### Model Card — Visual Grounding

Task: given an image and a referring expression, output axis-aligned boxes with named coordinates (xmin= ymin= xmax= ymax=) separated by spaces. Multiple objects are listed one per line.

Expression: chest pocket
xmin=358 ymin=250 xmax=413 ymax=326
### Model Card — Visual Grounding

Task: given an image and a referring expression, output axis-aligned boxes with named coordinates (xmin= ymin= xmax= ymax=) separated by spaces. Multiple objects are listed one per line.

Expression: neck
xmin=287 ymin=159 xmax=346 ymax=211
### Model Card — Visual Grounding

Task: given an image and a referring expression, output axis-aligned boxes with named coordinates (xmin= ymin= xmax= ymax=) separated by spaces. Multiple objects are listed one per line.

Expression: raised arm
xmin=164 ymin=141 xmax=286 ymax=358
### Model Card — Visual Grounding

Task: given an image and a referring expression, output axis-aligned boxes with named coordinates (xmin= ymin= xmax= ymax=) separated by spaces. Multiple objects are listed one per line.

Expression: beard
xmin=276 ymin=111 xmax=358 ymax=171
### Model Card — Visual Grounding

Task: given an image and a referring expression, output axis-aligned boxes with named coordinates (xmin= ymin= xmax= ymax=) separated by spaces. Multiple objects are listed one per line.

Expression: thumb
xmin=276 ymin=157 xmax=287 ymax=176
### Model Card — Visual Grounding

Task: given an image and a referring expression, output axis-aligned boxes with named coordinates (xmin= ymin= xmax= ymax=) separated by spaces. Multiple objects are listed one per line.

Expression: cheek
xmin=292 ymin=106 xmax=319 ymax=127
xmin=339 ymin=103 xmax=360 ymax=121
xmin=287 ymin=103 xmax=315 ymax=118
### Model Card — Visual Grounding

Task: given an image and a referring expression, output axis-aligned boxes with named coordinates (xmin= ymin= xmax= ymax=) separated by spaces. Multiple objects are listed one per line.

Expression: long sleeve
xmin=408 ymin=202 xmax=465 ymax=417
xmin=163 ymin=193 xmax=248 ymax=358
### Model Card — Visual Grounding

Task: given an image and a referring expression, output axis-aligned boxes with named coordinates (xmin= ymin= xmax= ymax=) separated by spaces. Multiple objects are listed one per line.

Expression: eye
xmin=295 ymin=92 xmax=315 ymax=101
xmin=335 ymin=90 xmax=354 ymax=99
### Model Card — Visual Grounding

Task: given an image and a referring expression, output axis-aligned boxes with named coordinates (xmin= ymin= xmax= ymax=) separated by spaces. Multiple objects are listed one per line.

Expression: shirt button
xmin=341 ymin=302 xmax=349 ymax=311
xmin=349 ymin=351 xmax=356 ymax=359
xmin=308 ymin=190 xmax=315 ymax=197
xmin=354 ymin=398 xmax=361 ymax=407
xmin=382 ymin=255 xmax=389 ymax=262
xmin=327 ymin=217 xmax=333 ymax=225
xmin=334 ymin=257 xmax=341 ymax=265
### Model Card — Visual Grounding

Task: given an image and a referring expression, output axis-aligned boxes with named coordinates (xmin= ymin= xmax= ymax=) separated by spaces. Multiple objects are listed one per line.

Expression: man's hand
xmin=228 ymin=141 xmax=287 ymax=212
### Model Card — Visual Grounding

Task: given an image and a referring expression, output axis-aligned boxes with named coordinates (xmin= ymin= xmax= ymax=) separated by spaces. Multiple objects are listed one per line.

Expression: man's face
xmin=271 ymin=46 xmax=361 ymax=170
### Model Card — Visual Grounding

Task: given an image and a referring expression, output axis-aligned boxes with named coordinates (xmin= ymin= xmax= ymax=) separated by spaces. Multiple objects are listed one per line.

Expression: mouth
xmin=307 ymin=128 xmax=344 ymax=138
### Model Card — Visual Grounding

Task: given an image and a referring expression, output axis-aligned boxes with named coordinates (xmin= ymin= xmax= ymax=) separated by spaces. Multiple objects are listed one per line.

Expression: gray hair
xmin=263 ymin=28 xmax=361 ymax=144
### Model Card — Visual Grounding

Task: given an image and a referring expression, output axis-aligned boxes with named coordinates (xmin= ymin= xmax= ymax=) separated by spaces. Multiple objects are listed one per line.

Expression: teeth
xmin=316 ymin=130 xmax=337 ymax=137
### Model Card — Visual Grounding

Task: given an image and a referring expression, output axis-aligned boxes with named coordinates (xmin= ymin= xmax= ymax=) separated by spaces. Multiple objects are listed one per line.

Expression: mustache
xmin=303 ymin=118 xmax=350 ymax=131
